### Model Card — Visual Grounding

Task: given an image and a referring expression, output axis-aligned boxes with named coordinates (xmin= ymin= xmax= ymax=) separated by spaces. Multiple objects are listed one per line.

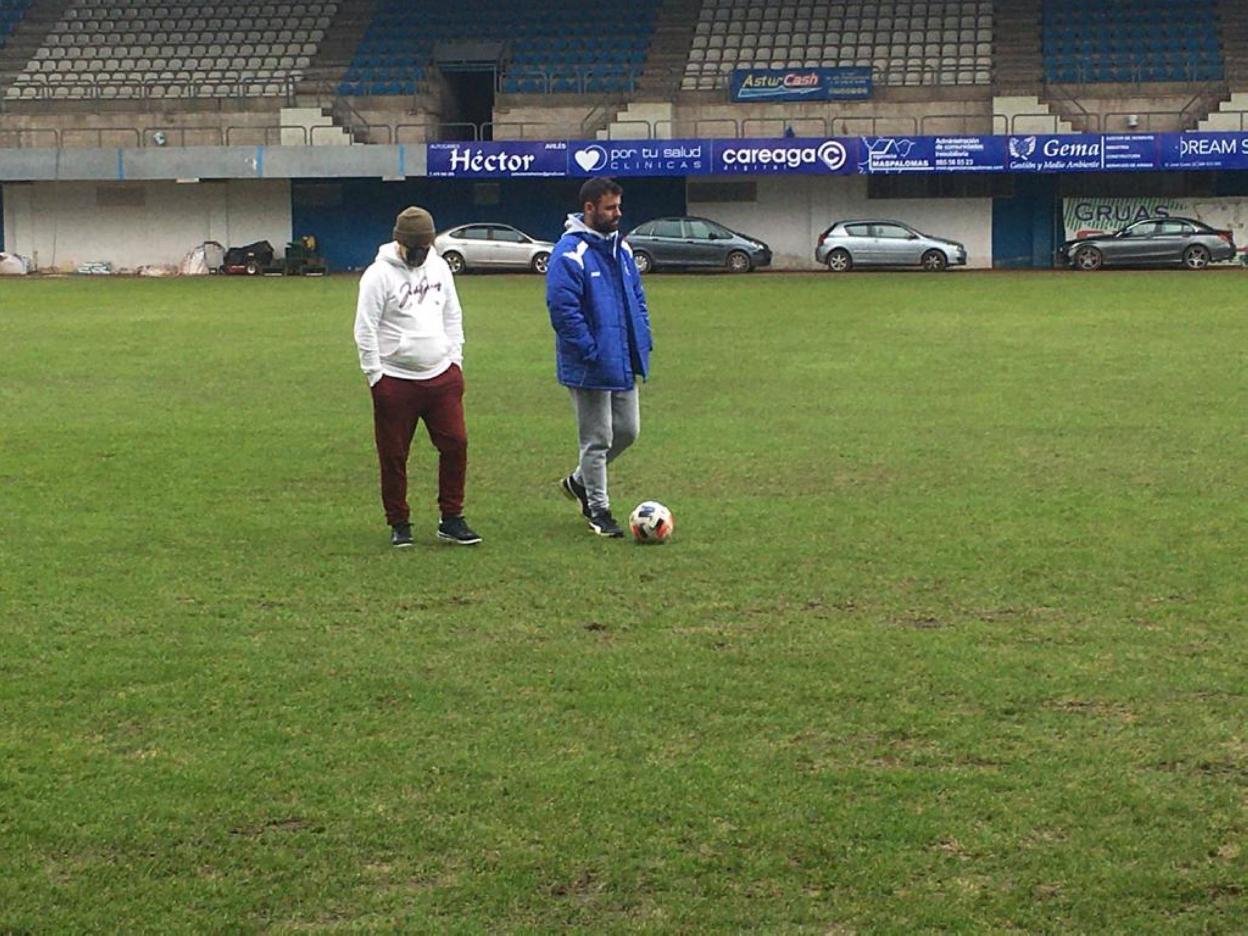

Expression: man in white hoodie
xmin=354 ymin=206 xmax=482 ymax=547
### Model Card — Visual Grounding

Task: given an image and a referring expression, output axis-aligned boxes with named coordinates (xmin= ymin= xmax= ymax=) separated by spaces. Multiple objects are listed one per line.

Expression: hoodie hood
xmin=565 ymin=212 xmax=618 ymax=242
xmin=564 ymin=212 xmax=623 ymax=262
xmin=377 ymin=240 xmax=434 ymax=270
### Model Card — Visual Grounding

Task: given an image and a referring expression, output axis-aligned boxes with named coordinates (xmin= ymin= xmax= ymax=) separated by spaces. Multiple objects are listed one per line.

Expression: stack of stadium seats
xmin=681 ymin=0 xmax=992 ymax=91
xmin=340 ymin=0 xmax=657 ymax=97
xmin=1043 ymin=0 xmax=1223 ymax=83
xmin=0 ymin=0 xmax=33 ymax=49
xmin=4 ymin=0 xmax=336 ymax=101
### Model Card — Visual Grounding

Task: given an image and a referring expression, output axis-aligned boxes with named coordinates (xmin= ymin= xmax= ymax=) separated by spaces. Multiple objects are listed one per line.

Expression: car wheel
xmin=726 ymin=250 xmax=752 ymax=273
xmin=1073 ymin=245 xmax=1103 ymax=271
xmin=531 ymin=251 xmax=550 ymax=274
xmin=826 ymin=248 xmax=853 ymax=273
xmin=633 ymin=250 xmax=653 ymax=274
xmin=1183 ymin=244 xmax=1211 ymax=270
xmin=921 ymin=249 xmax=947 ymax=272
xmin=442 ymin=251 xmax=465 ymax=274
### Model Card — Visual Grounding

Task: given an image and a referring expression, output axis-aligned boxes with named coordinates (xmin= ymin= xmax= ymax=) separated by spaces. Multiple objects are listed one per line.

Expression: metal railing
xmin=61 ymin=126 xmax=141 ymax=147
xmin=497 ymin=66 xmax=645 ymax=95
xmin=1008 ymin=111 xmax=1095 ymax=134
xmin=3 ymin=74 xmax=302 ymax=106
xmin=1102 ymin=111 xmax=1185 ymax=133
xmin=1044 ymin=61 xmax=1224 ymax=86
xmin=920 ymin=112 xmax=1009 ymax=135
xmin=0 ymin=127 xmax=62 ymax=147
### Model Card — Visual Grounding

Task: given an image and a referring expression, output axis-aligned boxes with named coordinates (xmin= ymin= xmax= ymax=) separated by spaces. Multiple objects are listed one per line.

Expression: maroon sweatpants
xmin=370 ymin=365 xmax=467 ymax=525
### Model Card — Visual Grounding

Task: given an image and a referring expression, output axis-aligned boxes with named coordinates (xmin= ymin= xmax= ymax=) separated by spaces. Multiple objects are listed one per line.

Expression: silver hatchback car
xmin=433 ymin=223 xmax=555 ymax=274
xmin=816 ymin=220 xmax=967 ymax=272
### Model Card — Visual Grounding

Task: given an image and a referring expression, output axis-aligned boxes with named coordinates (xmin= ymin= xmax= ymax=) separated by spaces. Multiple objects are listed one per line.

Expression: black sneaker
xmin=588 ymin=510 xmax=625 ymax=538
xmin=437 ymin=515 xmax=482 ymax=545
xmin=560 ymin=474 xmax=591 ymax=518
xmin=390 ymin=522 xmax=413 ymax=548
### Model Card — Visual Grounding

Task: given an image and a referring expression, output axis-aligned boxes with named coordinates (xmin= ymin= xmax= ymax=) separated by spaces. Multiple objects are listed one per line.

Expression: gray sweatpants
xmin=568 ymin=386 xmax=640 ymax=513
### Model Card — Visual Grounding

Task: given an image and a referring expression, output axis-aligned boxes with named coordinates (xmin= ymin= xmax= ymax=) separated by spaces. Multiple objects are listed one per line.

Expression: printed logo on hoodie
xmin=399 ymin=278 xmax=443 ymax=308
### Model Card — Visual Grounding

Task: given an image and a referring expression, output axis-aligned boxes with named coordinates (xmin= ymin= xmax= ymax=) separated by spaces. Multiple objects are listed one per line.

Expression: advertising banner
xmin=1006 ymin=134 xmax=1106 ymax=172
xmin=1158 ymin=132 xmax=1248 ymax=170
xmin=427 ymin=141 xmax=568 ymax=178
xmin=711 ymin=137 xmax=857 ymax=175
xmin=566 ymin=140 xmax=710 ymax=176
xmin=730 ymin=66 xmax=872 ymax=102
xmin=422 ymin=132 xmax=1248 ymax=178
xmin=858 ymin=136 xmax=1007 ymax=173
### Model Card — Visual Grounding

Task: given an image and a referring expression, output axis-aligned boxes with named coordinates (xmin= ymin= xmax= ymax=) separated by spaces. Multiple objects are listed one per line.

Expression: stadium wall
xmin=291 ymin=177 xmax=688 ymax=271
xmin=689 ymin=176 xmax=993 ymax=270
xmin=2 ymin=179 xmax=291 ymax=272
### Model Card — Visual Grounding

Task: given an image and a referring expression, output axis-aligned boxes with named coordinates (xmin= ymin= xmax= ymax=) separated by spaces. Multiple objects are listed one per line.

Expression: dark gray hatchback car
xmin=626 ymin=217 xmax=772 ymax=273
xmin=1058 ymin=217 xmax=1236 ymax=271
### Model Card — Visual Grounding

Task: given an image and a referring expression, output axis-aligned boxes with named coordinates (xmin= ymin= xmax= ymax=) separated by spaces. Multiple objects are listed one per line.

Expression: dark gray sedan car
xmin=1058 ymin=217 xmax=1236 ymax=271
xmin=626 ymin=217 xmax=771 ymax=273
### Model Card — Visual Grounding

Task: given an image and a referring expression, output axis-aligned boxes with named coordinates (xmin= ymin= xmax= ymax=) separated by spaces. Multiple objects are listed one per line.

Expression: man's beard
xmin=588 ymin=212 xmax=618 ymax=235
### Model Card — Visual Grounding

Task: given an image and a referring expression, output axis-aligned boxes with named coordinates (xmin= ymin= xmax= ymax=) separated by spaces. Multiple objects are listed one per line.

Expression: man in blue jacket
xmin=547 ymin=177 xmax=654 ymax=538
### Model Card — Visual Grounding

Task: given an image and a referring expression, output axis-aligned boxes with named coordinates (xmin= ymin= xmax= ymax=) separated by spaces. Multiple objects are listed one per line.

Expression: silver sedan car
xmin=816 ymin=219 xmax=967 ymax=272
xmin=433 ymin=223 xmax=555 ymax=274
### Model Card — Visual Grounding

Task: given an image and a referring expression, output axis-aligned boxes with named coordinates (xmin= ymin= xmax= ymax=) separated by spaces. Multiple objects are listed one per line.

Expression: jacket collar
xmin=565 ymin=213 xmax=621 ymax=258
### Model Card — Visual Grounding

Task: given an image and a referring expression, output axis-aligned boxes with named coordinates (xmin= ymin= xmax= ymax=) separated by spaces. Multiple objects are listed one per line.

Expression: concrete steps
xmin=994 ymin=94 xmax=1075 ymax=134
xmin=634 ymin=0 xmax=701 ymax=97
xmin=280 ymin=106 xmax=351 ymax=145
xmin=1199 ymin=90 xmax=1248 ymax=130
xmin=0 ymin=0 xmax=77 ymax=90
xmin=597 ymin=100 xmax=673 ymax=139
xmin=993 ymin=0 xmax=1044 ymax=93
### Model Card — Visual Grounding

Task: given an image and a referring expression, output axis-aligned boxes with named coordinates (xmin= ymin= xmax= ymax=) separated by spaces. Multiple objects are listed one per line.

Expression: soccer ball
xmin=629 ymin=501 xmax=674 ymax=544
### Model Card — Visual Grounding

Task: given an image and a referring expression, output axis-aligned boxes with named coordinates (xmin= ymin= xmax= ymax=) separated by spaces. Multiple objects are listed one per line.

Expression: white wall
xmin=688 ymin=175 xmax=993 ymax=270
xmin=2 ymin=179 xmax=291 ymax=271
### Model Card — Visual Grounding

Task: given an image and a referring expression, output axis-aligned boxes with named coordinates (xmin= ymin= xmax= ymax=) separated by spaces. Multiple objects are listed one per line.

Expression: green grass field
xmin=2 ymin=270 xmax=1246 ymax=932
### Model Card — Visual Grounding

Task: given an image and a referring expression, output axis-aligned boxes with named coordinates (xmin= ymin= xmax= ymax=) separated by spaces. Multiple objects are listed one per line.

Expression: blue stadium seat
xmin=340 ymin=0 xmax=653 ymax=96
xmin=1043 ymin=0 xmax=1222 ymax=83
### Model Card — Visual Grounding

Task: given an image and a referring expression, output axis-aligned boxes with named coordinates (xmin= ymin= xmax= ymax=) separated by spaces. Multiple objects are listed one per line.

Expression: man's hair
xmin=579 ymin=177 xmax=622 ymax=209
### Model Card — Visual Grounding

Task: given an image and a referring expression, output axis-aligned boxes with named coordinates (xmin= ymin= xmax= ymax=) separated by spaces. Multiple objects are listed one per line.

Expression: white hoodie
xmin=354 ymin=242 xmax=463 ymax=386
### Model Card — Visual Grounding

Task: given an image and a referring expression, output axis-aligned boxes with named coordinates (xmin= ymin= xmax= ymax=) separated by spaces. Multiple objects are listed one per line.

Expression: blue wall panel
xmin=992 ymin=175 xmax=1060 ymax=268
xmin=292 ymin=177 xmax=686 ymax=272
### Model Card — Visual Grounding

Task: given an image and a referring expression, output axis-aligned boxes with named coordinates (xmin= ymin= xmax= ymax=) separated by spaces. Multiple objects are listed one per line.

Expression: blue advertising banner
xmin=730 ymin=66 xmax=872 ymax=102
xmin=1158 ymin=132 xmax=1248 ymax=170
xmin=1101 ymin=134 xmax=1158 ymax=170
xmin=857 ymin=136 xmax=1008 ymax=173
xmin=932 ymin=135 xmax=1008 ymax=172
xmin=1005 ymin=134 xmax=1105 ymax=172
xmin=427 ymin=141 xmax=568 ymax=177
xmin=711 ymin=137 xmax=857 ymax=175
xmin=422 ymin=132 xmax=1248 ymax=178
xmin=566 ymin=139 xmax=710 ymax=176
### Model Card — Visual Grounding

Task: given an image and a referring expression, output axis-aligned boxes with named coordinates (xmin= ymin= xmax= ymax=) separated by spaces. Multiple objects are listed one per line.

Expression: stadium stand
xmin=681 ymin=0 xmax=993 ymax=91
xmin=4 ymin=0 xmax=335 ymax=100
xmin=338 ymin=0 xmax=659 ymax=97
xmin=0 ymin=0 xmax=33 ymax=48
xmin=1043 ymin=0 xmax=1223 ymax=84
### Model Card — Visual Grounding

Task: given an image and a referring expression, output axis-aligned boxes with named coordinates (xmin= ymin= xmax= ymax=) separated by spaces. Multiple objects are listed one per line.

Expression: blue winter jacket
xmin=547 ymin=214 xmax=653 ymax=390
